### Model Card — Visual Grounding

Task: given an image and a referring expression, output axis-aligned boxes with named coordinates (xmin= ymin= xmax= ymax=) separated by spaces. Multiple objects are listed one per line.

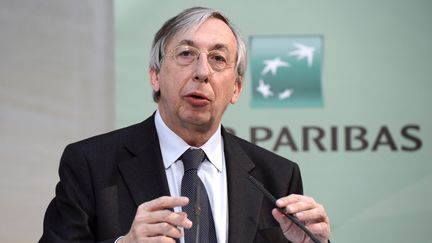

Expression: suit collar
xmin=154 ymin=110 xmax=224 ymax=172
xmin=222 ymin=129 xmax=263 ymax=243
xmin=118 ymin=114 xmax=171 ymax=206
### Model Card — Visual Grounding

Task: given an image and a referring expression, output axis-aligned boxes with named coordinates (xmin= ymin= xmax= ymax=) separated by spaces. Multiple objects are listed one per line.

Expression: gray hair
xmin=149 ymin=6 xmax=247 ymax=102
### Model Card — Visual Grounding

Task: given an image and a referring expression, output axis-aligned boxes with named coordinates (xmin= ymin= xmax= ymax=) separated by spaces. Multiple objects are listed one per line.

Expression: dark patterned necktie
xmin=181 ymin=148 xmax=217 ymax=243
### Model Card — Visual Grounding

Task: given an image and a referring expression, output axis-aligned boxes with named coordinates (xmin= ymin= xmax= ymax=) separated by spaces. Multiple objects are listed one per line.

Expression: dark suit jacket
xmin=40 ymin=114 xmax=303 ymax=243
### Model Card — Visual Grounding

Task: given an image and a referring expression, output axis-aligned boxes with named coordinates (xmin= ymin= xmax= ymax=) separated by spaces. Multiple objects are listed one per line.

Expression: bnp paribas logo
xmin=249 ymin=36 xmax=324 ymax=108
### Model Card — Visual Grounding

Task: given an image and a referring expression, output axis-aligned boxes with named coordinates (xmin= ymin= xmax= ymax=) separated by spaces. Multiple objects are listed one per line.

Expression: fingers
xmin=137 ymin=196 xmax=192 ymax=228
xmin=276 ymin=194 xmax=312 ymax=213
xmin=148 ymin=210 xmax=192 ymax=229
xmin=276 ymin=194 xmax=329 ymax=225
xmin=271 ymin=208 xmax=294 ymax=232
xmin=276 ymin=195 xmax=327 ymax=220
xmin=273 ymin=194 xmax=330 ymax=242
xmin=124 ymin=196 xmax=193 ymax=242
xmin=272 ymin=207 xmax=329 ymax=234
xmin=121 ymin=234 xmax=177 ymax=243
xmin=292 ymin=202 xmax=327 ymax=224
xmin=139 ymin=196 xmax=189 ymax=212
xmin=130 ymin=220 xmax=184 ymax=239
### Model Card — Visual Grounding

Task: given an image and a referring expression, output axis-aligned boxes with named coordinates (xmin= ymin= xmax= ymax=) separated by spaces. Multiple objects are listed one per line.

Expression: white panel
xmin=0 ymin=0 xmax=114 ymax=242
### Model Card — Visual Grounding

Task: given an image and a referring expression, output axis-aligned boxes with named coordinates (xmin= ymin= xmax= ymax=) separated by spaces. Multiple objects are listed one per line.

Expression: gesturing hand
xmin=120 ymin=196 xmax=192 ymax=243
xmin=272 ymin=194 xmax=330 ymax=243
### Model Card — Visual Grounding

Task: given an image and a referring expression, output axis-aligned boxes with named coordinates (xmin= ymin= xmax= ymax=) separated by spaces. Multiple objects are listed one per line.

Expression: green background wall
xmin=115 ymin=1 xmax=432 ymax=242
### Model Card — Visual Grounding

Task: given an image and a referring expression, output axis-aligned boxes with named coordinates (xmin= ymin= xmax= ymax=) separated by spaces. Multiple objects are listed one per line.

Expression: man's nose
xmin=193 ymin=53 xmax=212 ymax=83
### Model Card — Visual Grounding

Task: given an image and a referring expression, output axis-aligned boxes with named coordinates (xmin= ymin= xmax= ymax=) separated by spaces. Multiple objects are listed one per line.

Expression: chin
xmin=184 ymin=114 xmax=213 ymax=128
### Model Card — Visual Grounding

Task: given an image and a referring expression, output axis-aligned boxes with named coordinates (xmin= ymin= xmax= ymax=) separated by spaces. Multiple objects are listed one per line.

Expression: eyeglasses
xmin=164 ymin=45 xmax=234 ymax=72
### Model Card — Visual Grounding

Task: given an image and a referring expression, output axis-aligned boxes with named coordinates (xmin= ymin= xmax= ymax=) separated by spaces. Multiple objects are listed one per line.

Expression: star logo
xmin=256 ymin=78 xmax=273 ymax=98
xmin=261 ymin=57 xmax=290 ymax=75
xmin=249 ymin=36 xmax=323 ymax=108
xmin=289 ymin=43 xmax=315 ymax=67
xmin=278 ymin=89 xmax=294 ymax=100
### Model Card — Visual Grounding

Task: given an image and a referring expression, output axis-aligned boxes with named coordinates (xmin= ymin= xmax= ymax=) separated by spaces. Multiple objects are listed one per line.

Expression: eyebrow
xmin=177 ymin=39 xmax=230 ymax=52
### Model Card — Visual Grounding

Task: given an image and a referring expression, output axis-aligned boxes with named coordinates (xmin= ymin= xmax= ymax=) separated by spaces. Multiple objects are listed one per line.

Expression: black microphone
xmin=248 ymin=175 xmax=322 ymax=243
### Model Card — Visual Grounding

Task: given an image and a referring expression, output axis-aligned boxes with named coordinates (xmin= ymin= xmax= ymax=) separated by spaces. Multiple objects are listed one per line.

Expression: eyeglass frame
xmin=162 ymin=45 xmax=236 ymax=72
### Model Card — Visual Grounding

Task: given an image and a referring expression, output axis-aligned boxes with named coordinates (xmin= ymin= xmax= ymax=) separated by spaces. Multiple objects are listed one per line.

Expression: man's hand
xmin=119 ymin=196 xmax=192 ymax=243
xmin=272 ymin=194 xmax=330 ymax=243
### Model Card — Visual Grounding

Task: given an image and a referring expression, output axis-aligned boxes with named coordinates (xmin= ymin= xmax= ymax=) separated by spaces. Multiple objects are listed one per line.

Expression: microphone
xmin=248 ymin=175 xmax=322 ymax=243
xmin=194 ymin=183 xmax=201 ymax=243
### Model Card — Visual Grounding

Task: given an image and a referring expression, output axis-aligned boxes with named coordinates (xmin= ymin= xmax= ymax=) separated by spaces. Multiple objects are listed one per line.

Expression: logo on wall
xmin=249 ymin=36 xmax=324 ymax=108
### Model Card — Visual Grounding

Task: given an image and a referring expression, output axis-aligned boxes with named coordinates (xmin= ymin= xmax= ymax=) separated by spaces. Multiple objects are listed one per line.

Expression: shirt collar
xmin=154 ymin=110 xmax=223 ymax=172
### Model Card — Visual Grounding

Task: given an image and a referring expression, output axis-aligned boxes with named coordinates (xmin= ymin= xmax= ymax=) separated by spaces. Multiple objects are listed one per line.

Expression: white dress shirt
xmin=154 ymin=110 xmax=228 ymax=243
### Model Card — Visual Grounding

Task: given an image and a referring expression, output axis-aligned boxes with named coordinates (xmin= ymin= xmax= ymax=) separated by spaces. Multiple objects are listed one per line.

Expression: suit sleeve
xmin=288 ymin=162 xmax=303 ymax=196
xmin=39 ymin=144 xmax=117 ymax=243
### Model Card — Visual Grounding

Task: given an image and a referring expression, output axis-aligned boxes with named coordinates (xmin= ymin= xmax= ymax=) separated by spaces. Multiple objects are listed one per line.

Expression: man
xmin=41 ymin=7 xmax=330 ymax=243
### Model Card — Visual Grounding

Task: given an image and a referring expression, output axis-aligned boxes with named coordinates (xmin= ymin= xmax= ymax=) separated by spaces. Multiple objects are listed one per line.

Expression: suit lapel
xmin=223 ymin=130 xmax=263 ymax=243
xmin=118 ymin=115 xmax=171 ymax=206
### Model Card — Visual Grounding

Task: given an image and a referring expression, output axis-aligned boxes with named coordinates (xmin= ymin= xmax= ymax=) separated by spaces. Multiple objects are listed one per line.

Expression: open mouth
xmin=189 ymin=94 xmax=206 ymax=100
xmin=185 ymin=92 xmax=210 ymax=106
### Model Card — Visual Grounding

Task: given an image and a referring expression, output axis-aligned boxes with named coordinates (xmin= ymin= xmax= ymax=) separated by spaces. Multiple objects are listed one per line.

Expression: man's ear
xmin=149 ymin=67 xmax=160 ymax=92
xmin=230 ymin=77 xmax=243 ymax=104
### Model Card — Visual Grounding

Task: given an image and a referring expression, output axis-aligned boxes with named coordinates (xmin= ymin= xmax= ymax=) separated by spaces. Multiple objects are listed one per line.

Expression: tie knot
xmin=182 ymin=148 xmax=206 ymax=171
